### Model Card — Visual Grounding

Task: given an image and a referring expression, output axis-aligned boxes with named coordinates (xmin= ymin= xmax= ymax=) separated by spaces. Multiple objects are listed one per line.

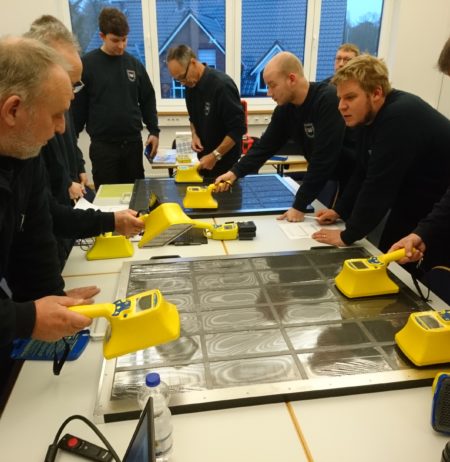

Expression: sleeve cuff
xmin=15 ymin=301 xmax=36 ymax=338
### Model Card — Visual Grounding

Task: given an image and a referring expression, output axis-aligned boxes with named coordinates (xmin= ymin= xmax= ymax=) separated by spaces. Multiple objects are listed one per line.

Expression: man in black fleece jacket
xmin=72 ymin=7 xmax=160 ymax=188
xmin=166 ymin=44 xmax=246 ymax=178
xmin=313 ymin=55 xmax=450 ymax=255
xmin=0 ymin=38 xmax=96 ymax=402
xmin=389 ymin=35 xmax=450 ymax=271
xmin=25 ymin=15 xmax=144 ymax=268
xmin=215 ymin=51 xmax=351 ymax=222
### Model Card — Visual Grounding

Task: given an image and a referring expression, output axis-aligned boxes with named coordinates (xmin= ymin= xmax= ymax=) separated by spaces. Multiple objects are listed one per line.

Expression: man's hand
xmin=33 ymin=295 xmax=93 ymax=342
xmin=79 ymin=173 xmax=89 ymax=187
xmin=312 ymin=228 xmax=345 ymax=247
xmin=214 ymin=172 xmax=237 ymax=192
xmin=146 ymin=135 xmax=159 ymax=159
xmin=315 ymin=208 xmax=339 ymax=225
xmin=277 ymin=208 xmax=305 ymax=222
xmin=65 ymin=285 xmax=100 ymax=303
xmin=69 ymin=182 xmax=85 ymax=200
xmin=388 ymin=233 xmax=425 ymax=264
xmin=114 ymin=209 xmax=145 ymax=237
xmin=199 ymin=153 xmax=217 ymax=171
xmin=191 ymin=133 xmax=203 ymax=152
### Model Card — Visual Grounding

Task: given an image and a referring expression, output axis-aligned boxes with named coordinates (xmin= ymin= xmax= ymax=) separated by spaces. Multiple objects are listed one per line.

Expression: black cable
xmin=411 ymin=273 xmax=430 ymax=302
xmin=45 ymin=414 xmax=121 ymax=462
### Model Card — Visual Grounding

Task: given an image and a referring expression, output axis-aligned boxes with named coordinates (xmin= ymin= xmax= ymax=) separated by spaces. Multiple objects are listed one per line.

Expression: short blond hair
xmin=331 ymin=54 xmax=392 ymax=95
xmin=0 ymin=36 xmax=69 ymax=105
xmin=337 ymin=43 xmax=360 ymax=56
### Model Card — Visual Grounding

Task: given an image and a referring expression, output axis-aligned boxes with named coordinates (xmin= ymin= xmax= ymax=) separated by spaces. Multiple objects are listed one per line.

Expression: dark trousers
xmin=90 ymin=139 xmax=144 ymax=188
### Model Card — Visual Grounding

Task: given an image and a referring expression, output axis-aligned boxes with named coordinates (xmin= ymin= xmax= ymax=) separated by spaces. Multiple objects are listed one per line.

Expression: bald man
xmin=215 ymin=51 xmax=352 ymax=222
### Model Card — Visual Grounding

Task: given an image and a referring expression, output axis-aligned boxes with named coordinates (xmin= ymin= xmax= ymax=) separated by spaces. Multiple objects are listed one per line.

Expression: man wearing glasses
xmin=323 ymin=43 xmax=360 ymax=84
xmin=72 ymin=8 xmax=160 ymax=188
xmin=26 ymin=15 xmax=88 ymax=203
xmin=25 ymin=15 xmax=144 ymax=269
xmin=166 ymin=44 xmax=246 ymax=178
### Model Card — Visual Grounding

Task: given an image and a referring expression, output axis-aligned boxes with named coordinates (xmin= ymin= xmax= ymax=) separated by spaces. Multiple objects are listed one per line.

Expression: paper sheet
xmin=278 ymin=217 xmax=339 ymax=240
xmin=74 ymin=197 xmax=128 ymax=213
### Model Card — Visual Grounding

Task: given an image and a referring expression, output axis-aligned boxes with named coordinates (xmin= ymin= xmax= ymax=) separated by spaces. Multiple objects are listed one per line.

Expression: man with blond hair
xmin=0 ymin=37 xmax=94 ymax=403
xmin=312 ymin=55 xmax=450 ymax=263
xmin=215 ymin=51 xmax=352 ymax=222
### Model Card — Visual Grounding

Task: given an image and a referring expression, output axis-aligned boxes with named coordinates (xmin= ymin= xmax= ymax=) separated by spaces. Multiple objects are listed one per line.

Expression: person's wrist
xmin=212 ymin=149 xmax=222 ymax=161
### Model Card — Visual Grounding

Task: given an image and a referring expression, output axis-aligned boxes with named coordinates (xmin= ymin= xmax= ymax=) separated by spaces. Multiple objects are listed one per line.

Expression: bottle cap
xmin=145 ymin=372 xmax=161 ymax=387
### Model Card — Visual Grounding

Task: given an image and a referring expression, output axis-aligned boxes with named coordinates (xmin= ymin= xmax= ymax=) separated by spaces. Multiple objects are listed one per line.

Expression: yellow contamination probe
xmin=335 ymin=248 xmax=406 ymax=298
xmin=70 ymin=290 xmax=180 ymax=359
xmin=138 ymin=202 xmax=254 ymax=247
xmin=395 ymin=310 xmax=450 ymax=366
xmin=183 ymin=183 xmax=218 ymax=209
xmin=174 ymin=164 xmax=203 ymax=183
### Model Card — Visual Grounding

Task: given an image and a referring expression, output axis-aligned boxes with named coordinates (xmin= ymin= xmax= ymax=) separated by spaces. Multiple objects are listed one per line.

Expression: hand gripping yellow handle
xmin=69 ymin=303 xmax=115 ymax=319
xmin=378 ymin=248 xmax=407 ymax=264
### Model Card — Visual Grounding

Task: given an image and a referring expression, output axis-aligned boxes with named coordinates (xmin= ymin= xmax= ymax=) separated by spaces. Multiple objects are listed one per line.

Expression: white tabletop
xmin=1 ymin=184 xmax=447 ymax=462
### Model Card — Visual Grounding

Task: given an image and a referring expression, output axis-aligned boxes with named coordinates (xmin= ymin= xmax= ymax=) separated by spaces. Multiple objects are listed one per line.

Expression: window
xmin=156 ymin=0 xmax=225 ymax=100
xmin=68 ymin=0 xmax=387 ymax=108
xmin=315 ymin=0 xmax=384 ymax=81
xmin=69 ymin=0 xmax=146 ymax=64
xmin=241 ymin=0 xmax=308 ymax=98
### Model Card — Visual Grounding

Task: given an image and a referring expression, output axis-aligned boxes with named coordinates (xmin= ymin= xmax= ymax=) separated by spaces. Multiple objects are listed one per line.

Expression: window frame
xmin=64 ymin=0 xmax=391 ymax=113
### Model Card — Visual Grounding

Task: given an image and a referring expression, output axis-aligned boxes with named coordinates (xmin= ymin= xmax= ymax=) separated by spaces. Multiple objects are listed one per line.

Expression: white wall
xmin=0 ymin=0 xmax=63 ymax=35
xmin=379 ymin=0 xmax=450 ymax=109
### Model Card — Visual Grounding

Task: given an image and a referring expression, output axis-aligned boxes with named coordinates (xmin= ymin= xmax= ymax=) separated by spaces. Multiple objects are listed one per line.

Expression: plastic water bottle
xmin=137 ymin=372 xmax=173 ymax=461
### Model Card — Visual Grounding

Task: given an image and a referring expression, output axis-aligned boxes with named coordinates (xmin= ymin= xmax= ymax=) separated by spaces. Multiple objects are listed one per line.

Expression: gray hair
xmin=166 ymin=44 xmax=197 ymax=67
xmin=24 ymin=15 xmax=80 ymax=51
xmin=0 ymin=36 xmax=70 ymax=105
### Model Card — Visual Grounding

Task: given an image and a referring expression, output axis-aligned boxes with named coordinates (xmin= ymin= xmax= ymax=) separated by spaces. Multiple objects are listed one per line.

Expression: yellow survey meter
xmin=174 ymin=164 xmax=203 ymax=183
xmin=138 ymin=203 xmax=255 ymax=247
xmin=195 ymin=222 xmax=238 ymax=240
xmin=183 ymin=184 xmax=218 ymax=209
xmin=70 ymin=290 xmax=180 ymax=359
xmin=395 ymin=310 xmax=450 ymax=366
xmin=86 ymin=233 xmax=134 ymax=261
xmin=335 ymin=248 xmax=406 ymax=298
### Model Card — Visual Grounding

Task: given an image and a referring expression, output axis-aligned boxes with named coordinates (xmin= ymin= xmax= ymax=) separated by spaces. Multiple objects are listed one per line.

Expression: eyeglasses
xmin=176 ymin=60 xmax=191 ymax=83
xmin=72 ymin=80 xmax=85 ymax=94
xmin=335 ymin=56 xmax=352 ymax=64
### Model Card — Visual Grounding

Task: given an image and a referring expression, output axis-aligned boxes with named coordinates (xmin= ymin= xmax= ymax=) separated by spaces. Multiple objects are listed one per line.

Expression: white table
xmin=0 ymin=187 xmax=447 ymax=462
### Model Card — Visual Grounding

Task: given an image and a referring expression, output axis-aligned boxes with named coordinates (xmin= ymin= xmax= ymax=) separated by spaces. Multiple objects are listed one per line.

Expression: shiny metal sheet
xmin=93 ymin=248 xmax=442 ymax=423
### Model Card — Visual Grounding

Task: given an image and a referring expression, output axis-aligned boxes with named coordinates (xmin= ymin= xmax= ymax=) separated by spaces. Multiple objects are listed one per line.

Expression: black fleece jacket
xmin=231 ymin=82 xmax=347 ymax=212
xmin=72 ymin=49 xmax=159 ymax=141
xmin=335 ymin=90 xmax=450 ymax=250
xmin=0 ymin=155 xmax=64 ymax=348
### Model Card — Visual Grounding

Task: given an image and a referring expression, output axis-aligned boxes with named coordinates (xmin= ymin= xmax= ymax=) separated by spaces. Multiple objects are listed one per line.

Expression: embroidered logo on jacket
xmin=304 ymin=123 xmax=315 ymax=138
xmin=127 ymin=70 xmax=136 ymax=82
xmin=204 ymin=102 xmax=211 ymax=116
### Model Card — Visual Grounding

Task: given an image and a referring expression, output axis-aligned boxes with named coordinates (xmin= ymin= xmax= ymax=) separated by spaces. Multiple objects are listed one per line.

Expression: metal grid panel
xmin=94 ymin=248 xmax=438 ymax=423
xmin=128 ymin=174 xmax=303 ymax=217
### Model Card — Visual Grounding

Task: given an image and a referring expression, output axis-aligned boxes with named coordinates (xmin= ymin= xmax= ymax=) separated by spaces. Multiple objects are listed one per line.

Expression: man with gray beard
xmin=0 ymin=37 xmax=93 ymax=407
